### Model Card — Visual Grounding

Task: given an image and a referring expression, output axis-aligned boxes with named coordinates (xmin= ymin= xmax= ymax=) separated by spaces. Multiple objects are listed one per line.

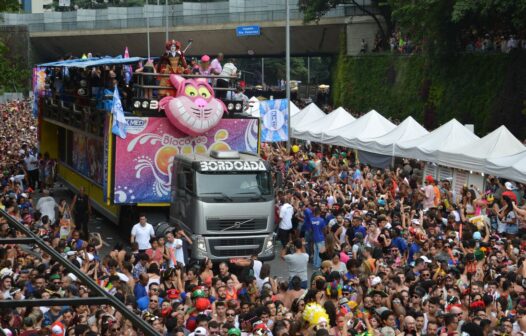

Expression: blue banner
xmin=259 ymin=99 xmax=289 ymax=143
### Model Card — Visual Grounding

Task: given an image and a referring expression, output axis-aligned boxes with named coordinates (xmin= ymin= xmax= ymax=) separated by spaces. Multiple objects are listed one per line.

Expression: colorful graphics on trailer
xmin=113 ymin=117 xmax=259 ymax=204
xmin=72 ymin=134 xmax=104 ymax=185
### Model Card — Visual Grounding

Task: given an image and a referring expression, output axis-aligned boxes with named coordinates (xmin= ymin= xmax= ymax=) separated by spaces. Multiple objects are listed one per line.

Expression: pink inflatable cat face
xmin=161 ymin=75 xmax=225 ymax=136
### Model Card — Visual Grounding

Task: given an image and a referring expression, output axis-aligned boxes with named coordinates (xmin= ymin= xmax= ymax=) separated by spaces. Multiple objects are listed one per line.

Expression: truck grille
xmin=208 ymin=237 xmax=265 ymax=257
xmin=206 ymin=218 xmax=267 ymax=231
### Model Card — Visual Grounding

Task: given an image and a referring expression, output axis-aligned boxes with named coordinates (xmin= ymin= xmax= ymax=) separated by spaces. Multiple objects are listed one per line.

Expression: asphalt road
xmin=44 ymin=185 xmax=313 ymax=281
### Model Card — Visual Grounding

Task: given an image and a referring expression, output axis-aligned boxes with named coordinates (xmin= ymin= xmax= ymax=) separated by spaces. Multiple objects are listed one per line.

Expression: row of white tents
xmin=282 ymin=102 xmax=526 ymax=183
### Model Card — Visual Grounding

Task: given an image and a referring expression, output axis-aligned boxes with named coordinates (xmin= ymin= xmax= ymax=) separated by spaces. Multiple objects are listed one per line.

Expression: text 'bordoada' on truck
xmin=35 ymin=42 xmax=275 ymax=261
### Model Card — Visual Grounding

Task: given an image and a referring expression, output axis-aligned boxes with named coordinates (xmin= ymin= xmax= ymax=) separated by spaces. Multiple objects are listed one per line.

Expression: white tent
xmin=486 ymin=150 xmax=526 ymax=183
xmin=291 ymin=103 xmax=326 ymax=131
xmin=396 ymin=119 xmax=479 ymax=162
xmin=292 ymin=106 xmax=355 ymax=142
xmin=322 ymin=110 xmax=396 ymax=148
xmin=246 ymin=96 xmax=260 ymax=117
xmin=354 ymin=116 xmax=429 ymax=156
xmin=289 ymin=101 xmax=301 ymax=117
xmin=437 ymin=125 xmax=525 ymax=173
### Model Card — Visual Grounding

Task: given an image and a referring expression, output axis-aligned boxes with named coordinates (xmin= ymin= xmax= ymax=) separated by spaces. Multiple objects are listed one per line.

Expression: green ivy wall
xmin=332 ymin=51 xmax=526 ymax=139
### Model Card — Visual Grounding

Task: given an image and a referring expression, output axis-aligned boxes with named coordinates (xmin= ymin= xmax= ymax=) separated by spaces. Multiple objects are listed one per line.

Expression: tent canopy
xmin=323 ymin=110 xmax=395 ymax=147
xmin=38 ymin=55 xmax=145 ymax=68
xmin=292 ymin=106 xmax=355 ymax=141
xmin=289 ymin=101 xmax=301 ymax=117
xmin=396 ymin=119 xmax=479 ymax=162
xmin=355 ymin=116 xmax=429 ymax=156
xmin=291 ymin=103 xmax=326 ymax=131
xmin=437 ymin=125 xmax=525 ymax=172
xmin=487 ymin=150 xmax=526 ymax=183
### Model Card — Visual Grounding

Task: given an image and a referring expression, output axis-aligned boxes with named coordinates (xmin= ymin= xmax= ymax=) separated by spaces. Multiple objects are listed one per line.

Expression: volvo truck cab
xmin=170 ymin=150 xmax=275 ymax=261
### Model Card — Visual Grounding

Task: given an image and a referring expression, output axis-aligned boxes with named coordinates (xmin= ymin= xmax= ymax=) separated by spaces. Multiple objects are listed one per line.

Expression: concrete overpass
xmin=0 ymin=1 xmax=381 ymax=63
xmin=30 ymin=16 xmax=347 ymax=62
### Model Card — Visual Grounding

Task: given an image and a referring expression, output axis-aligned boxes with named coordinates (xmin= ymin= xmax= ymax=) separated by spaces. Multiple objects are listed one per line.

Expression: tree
xmin=302 ymin=0 xmax=526 ymax=56
xmin=0 ymin=0 xmax=20 ymax=12
xmin=0 ymin=41 xmax=30 ymax=91
xmin=300 ymin=0 xmax=393 ymax=47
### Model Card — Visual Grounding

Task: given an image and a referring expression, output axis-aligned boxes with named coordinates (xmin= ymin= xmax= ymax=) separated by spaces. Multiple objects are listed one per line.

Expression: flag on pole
xmin=123 ymin=47 xmax=133 ymax=85
xmin=259 ymin=99 xmax=289 ymax=142
xmin=111 ymin=85 xmax=127 ymax=139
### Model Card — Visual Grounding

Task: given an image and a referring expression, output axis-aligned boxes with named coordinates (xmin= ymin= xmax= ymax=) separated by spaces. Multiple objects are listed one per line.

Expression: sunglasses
xmin=150 ymin=300 xmax=158 ymax=303
xmin=226 ymin=313 xmax=236 ymax=317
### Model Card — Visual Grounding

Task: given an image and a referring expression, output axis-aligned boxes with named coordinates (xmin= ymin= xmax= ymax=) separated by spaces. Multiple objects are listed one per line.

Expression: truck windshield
xmin=196 ymin=171 xmax=272 ymax=199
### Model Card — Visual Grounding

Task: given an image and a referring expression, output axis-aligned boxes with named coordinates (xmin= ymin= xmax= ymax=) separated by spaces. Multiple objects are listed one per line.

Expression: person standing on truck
xmin=71 ymin=186 xmax=91 ymax=240
xmin=217 ymin=59 xmax=237 ymax=100
xmin=130 ymin=214 xmax=155 ymax=253
xmin=278 ymin=194 xmax=294 ymax=247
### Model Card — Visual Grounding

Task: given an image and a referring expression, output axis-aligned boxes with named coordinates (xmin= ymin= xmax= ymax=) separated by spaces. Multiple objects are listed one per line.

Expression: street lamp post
xmin=286 ymin=0 xmax=291 ymax=152
xmin=165 ymin=0 xmax=168 ymax=41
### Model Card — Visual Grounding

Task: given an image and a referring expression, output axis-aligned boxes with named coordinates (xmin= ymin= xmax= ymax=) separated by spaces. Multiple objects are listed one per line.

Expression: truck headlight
xmin=262 ymin=233 xmax=274 ymax=254
xmin=195 ymin=235 xmax=207 ymax=252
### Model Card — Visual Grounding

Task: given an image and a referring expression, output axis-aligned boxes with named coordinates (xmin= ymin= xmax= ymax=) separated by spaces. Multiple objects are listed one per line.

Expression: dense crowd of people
xmin=2 ymin=97 xmax=526 ymax=336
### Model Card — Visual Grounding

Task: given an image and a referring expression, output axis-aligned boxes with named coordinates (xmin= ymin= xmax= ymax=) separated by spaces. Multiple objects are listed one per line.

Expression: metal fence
xmin=4 ymin=5 xmax=378 ymax=32
xmin=0 ymin=208 xmax=159 ymax=335
xmin=0 ymin=92 xmax=25 ymax=103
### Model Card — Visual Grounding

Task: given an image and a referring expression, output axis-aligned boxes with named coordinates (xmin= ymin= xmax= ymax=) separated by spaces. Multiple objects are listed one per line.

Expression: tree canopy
xmin=0 ymin=41 xmax=30 ymax=92
xmin=301 ymin=0 xmax=526 ymax=54
xmin=0 ymin=0 xmax=20 ymax=12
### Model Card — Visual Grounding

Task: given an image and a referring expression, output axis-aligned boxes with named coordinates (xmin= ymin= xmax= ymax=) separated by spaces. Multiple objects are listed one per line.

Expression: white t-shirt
xmin=279 ymin=203 xmax=294 ymax=230
xmin=36 ymin=196 xmax=57 ymax=223
xmin=131 ymin=223 xmax=155 ymax=250
xmin=174 ymin=238 xmax=185 ymax=266
xmin=24 ymin=154 xmax=39 ymax=171
xmin=220 ymin=63 xmax=237 ymax=78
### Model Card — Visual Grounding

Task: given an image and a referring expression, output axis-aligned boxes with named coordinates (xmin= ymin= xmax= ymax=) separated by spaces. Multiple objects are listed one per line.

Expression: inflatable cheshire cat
xmin=159 ymin=74 xmax=226 ymax=136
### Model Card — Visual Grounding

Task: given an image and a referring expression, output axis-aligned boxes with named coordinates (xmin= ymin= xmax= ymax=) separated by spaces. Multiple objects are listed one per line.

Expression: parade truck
xmin=35 ymin=52 xmax=276 ymax=261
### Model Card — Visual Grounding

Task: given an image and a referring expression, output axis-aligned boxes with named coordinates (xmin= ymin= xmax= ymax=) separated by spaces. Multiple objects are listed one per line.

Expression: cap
xmin=190 ymin=327 xmax=207 ymax=336
xmin=2 ymin=329 xmax=12 ymax=336
xmin=201 ymin=55 xmax=210 ymax=62
xmin=426 ymin=175 xmax=434 ymax=183
xmin=227 ymin=328 xmax=241 ymax=336
xmin=371 ymin=276 xmax=382 ymax=287
xmin=473 ymin=231 xmax=482 ymax=241
xmin=51 ymin=323 xmax=65 ymax=336
xmin=505 ymin=182 xmax=514 ymax=190
xmin=419 ymin=256 xmax=432 ymax=264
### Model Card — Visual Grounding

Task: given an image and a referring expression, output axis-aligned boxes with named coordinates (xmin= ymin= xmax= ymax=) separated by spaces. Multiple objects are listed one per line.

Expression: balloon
xmin=292 ymin=145 xmax=300 ymax=153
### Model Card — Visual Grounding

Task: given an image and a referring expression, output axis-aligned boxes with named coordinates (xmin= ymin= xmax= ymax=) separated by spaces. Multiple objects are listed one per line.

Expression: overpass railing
xmin=19 ymin=6 xmax=378 ymax=32
xmin=0 ymin=208 xmax=159 ymax=336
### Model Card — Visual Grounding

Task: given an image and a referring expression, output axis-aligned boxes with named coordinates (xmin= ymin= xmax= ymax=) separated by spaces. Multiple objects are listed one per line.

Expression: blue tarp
xmin=37 ymin=56 xmax=146 ymax=68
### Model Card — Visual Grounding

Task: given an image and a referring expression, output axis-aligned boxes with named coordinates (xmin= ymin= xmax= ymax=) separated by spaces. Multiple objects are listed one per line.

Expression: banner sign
xmin=32 ymin=67 xmax=46 ymax=117
xmin=72 ymin=133 xmax=104 ymax=185
xmin=197 ymin=160 xmax=267 ymax=172
xmin=114 ymin=117 xmax=259 ymax=204
xmin=259 ymin=99 xmax=289 ymax=143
